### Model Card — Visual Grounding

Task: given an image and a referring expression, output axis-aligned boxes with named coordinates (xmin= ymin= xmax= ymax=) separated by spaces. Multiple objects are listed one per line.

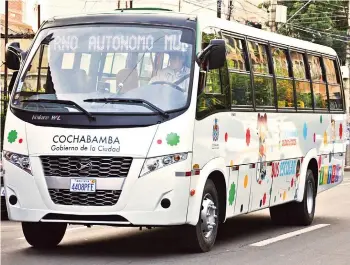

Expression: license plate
xmin=70 ymin=179 xmax=96 ymax=193
xmin=1 ymin=187 xmax=5 ymax=196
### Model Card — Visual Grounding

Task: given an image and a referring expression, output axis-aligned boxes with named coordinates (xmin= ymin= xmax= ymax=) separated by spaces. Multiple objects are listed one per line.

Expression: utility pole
xmin=37 ymin=4 xmax=41 ymax=30
xmin=117 ymin=0 xmax=120 ymax=9
xmin=227 ymin=0 xmax=233 ymax=21
xmin=269 ymin=0 xmax=277 ymax=32
xmin=4 ymin=0 xmax=9 ymax=110
xmin=130 ymin=0 xmax=133 ymax=8
xmin=217 ymin=0 xmax=222 ymax=18
xmin=178 ymin=0 xmax=181 ymax=12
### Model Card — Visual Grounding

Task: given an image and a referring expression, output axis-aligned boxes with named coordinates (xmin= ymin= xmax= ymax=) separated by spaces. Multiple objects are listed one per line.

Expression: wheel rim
xmin=306 ymin=180 xmax=314 ymax=215
xmin=200 ymin=193 xmax=217 ymax=239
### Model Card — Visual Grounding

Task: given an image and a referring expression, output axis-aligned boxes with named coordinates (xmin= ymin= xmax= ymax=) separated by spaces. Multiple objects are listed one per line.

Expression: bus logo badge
xmin=76 ymin=162 xmax=92 ymax=171
xmin=213 ymin=118 xmax=219 ymax=141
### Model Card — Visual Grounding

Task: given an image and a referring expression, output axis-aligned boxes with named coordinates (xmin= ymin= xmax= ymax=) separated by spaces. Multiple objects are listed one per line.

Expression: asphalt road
xmin=2 ymin=173 xmax=350 ymax=265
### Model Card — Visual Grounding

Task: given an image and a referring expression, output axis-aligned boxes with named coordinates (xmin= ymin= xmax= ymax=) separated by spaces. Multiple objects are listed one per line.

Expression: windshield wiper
xmin=83 ymin=98 xmax=169 ymax=118
xmin=21 ymin=99 xmax=96 ymax=121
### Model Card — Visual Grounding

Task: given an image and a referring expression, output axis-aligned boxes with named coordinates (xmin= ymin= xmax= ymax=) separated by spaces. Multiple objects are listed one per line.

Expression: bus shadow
xmin=21 ymin=213 xmax=341 ymax=258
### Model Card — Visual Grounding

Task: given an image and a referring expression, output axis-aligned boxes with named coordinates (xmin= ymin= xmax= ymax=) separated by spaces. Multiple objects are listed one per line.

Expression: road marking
xmin=16 ymin=226 xmax=86 ymax=240
xmin=250 ymin=224 xmax=330 ymax=247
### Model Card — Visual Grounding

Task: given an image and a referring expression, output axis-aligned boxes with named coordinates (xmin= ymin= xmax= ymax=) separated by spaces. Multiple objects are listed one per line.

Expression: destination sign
xmin=51 ymin=33 xmax=190 ymax=53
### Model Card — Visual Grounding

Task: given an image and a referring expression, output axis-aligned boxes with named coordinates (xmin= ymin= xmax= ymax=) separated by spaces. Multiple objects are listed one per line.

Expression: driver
xmin=149 ymin=51 xmax=190 ymax=91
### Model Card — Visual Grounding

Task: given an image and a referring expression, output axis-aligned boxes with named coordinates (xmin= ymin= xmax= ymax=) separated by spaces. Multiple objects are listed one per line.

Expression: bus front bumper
xmin=2 ymin=156 xmax=193 ymax=226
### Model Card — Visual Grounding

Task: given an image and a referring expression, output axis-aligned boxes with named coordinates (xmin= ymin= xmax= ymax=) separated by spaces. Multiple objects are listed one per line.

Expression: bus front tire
xmin=22 ymin=222 xmax=67 ymax=248
xmin=187 ymin=179 xmax=219 ymax=252
xmin=270 ymin=169 xmax=316 ymax=226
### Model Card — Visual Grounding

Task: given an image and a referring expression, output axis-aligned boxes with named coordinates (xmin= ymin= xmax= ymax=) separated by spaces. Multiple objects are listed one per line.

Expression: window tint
xmin=225 ymin=35 xmax=246 ymax=71
xmin=230 ymin=72 xmax=252 ymax=106
xmin=324 ymin=58 xmax=338 ymax=84
xmin=308 ymin=55 xmax=324 ymax=82
xmin=254 ymin=75 xmax=274 ymax=106
xmin=272 ymin=47 xmax=294 ymax=108
xmin=205 ymin=68 xmax=222 ymax=94
xmin=328 ymin=84 xmax=343 ymax=110
xmin=276 ymin=79 xmax=294 ymax=108
xmin=307 ymin=55 xmax=327 ymax=109
xmin=248 ymin=41 xmax=274 ymax=107
xmin=313 ymin=83 xmax=328 ymax=109
xmin=295 ymin=81 xmax=312 ymax=108
xmin=290 ymin=51 xmax=306 ymax=79
xmin=248 ymin=41 xmax=269 ymax=74
xmin=271 ymin=47 xmax=289 ymax=77
xmin=197 ymin=27 xmax=229 ymax=119
xmin=224 ymin=35 xmax=252 ymax=106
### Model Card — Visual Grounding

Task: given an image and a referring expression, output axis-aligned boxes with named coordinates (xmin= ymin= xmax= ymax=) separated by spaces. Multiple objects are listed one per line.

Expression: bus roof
xmin=197 ymin=14 xmax=337 ymax=57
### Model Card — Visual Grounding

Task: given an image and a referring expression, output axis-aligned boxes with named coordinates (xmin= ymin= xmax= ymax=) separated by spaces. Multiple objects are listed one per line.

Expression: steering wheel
xmin=150 ymin=73 xmax=190 ymax=93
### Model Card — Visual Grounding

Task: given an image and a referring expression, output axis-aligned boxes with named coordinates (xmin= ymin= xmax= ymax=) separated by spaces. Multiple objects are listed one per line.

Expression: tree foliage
xmin=276 ymin=0 xmax=349 ymax=65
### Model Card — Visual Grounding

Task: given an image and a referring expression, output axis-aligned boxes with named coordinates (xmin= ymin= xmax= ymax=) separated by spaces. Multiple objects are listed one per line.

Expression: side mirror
xmin=196 ymin=39 xmax=226 ymax=70
xmin=5 ymin=42 xmax=26 ymax=70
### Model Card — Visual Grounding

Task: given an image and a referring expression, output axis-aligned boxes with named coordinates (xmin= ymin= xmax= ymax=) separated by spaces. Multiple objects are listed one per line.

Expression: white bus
xmin=2 ymin=9 xmax=346 ymax=252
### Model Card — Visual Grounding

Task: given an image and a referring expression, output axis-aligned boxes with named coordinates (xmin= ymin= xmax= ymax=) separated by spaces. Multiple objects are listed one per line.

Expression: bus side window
xmin=290 ymin=51 xmax=312 ymax=109
xmin=248 ymin=41 xmax=274 ymax=107
xmin=308 ymin=55 xmax=327 ymax=109
xmin=196 ymin=27 xmax=230 ymax=119
xmin=271 ymin=46 xmax=294 ymax=108
xmin=224 ymin=34 xmax=252 ymax=107
xmin=324 ymin=57 xmax=343 ymax=110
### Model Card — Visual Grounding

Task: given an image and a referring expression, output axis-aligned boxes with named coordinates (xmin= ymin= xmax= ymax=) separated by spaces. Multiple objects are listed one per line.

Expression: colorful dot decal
xmin=228 ymin=182 xmax=236 ymax=206
xmin=246 ymin=128 xmax=251 ymax=146
xmin=320 ymin=115 xmax=323 ymax=123
xmin=262 ymin=193 xmax=266 ymax=205
xmin=157 ymin=139 xmax=162 ymax=144
xmin=7 ymin=130 xmax=18 ymax=144
xmin=313 ymin=133 xmax=316 ymax=143
xmin=339 ymin=124 xmax=343 ymax=139
xmin=283 ymin=191 xmax=287 ymax=200
xmin=244 ymin=175 xmax=248 ymax=188
xmin=230 ymin=160 xmax=234 ymax=167
xmin=291 ymin=178 xmax=294 ymax=187
xmin=318 ymin=156 xmax=322 ymax=170
xmin=19 ymin=138 xmax=23 ymax=144
xmin=303 ymin=123 xmax=308 ymax=140
xmin=323 ymin=131 xmax=328 ymax=145
xmin=225 ymin=132 xmax=228 ymax=142
xmin=166 ymin=133 xmax=180 ymax=146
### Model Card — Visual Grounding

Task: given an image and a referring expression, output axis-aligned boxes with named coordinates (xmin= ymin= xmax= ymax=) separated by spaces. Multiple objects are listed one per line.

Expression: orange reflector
xmin=190 ymin=189 xmax=195 ymax=196
xmin=174 ymin=154 xmax=181 ymax=162
xmin=193 ymin=164 xmax=200 ymax=169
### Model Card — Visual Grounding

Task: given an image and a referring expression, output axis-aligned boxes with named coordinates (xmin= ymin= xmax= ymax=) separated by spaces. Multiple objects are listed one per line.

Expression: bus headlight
xmin=140 ymin=153 xmax=188 ymax=177
xmin=3 ymin=151 xmax=32 ymax=175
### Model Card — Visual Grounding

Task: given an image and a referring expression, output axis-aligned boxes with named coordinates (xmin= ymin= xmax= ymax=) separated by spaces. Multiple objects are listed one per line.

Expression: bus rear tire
xmin=187 ymin=179 xmax=219 ymax=252
xmin=270 ymin=169 xmax=316 ymax=226
xmin=22 ymin=222 xmax=67 ymax=248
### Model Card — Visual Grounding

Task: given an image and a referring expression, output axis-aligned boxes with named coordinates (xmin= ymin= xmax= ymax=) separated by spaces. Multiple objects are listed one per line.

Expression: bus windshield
xmin=11 ymin=25 xmax=194 ymax=114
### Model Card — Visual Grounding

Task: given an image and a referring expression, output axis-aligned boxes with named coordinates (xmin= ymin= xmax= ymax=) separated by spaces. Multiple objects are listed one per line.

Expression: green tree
xmin=276 ymin=0 xmax=349 ymax=65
